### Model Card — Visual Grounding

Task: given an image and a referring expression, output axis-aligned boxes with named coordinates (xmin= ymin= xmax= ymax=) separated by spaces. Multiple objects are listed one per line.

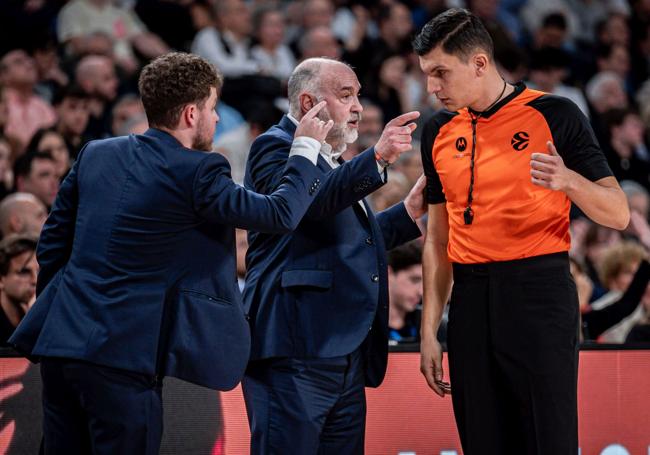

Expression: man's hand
xmin=404 ymin=174 xmax=427 ymax=220
xmin=530 ymin=141 xmax=576 ymax=192
xmin=295 ymin=101 xmax=334 ymax=143
xmin=420 ymin=335 xmax=450 ymax=397
xmin=375 ymin=111 xmax=420 ymax=164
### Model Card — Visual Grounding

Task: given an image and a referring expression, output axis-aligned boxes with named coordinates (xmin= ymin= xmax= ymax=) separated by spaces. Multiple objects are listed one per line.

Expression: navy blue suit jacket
xmin=243 ymin=116 xmax=421 ymax=387
xmin=10 ymin=128 xmax=321 ymax=391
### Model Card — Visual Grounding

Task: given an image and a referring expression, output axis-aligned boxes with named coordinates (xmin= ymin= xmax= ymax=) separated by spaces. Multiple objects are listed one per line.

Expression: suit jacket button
xmin=365 ymin=237 xmax=373 ymax=245
xmin=371 ymin=274 xmax=379 ymax=282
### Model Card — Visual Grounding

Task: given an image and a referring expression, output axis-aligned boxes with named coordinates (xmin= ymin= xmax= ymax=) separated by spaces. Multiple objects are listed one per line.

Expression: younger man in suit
xmin=9 ymin=52 xmax=330 ymax=455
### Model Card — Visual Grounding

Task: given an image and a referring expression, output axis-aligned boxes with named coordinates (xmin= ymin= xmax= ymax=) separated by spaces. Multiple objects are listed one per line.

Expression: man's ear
xmin=181 ymin=103 xmax=197 ymax=128
xmin=473 ymin=53 xmax=489 ymax=76
xmin=299 ymin=93 xmax=314 ymax=115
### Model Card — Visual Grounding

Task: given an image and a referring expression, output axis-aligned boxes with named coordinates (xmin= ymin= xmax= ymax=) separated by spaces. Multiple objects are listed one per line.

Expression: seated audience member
xmin=0 ymin=234 xmax=38 ymax=345
xmin=250 ymin=6 xmax=295 ymax=82
xmin=0 ymin=192 xmax=47 ymax=239
xmin=111 ymin=94 xmax=145 ymax=137
xmin=191 ymin=0 xmax=258 ymax=79
xmin=52 ymin=84 xmax=89 ymax=160
xmin=388 ymin=241 xmax=423 ymax=344
xmin=370 ymin=170 xmax=411 ymax=212
xmin=625 ymin=284 xmax=650 ymax=343
xmin=587 ymin=241 xmax=650 ymax=342
xmin=0 ymin=49 xmax=56 ymax=150
xmin=298 ymin=26 xmax=342 ymax=60
xmin=0 ymin=135 xmax=13 ymax=199
xmin=75 ymin=55 xmax=119 ymax=140
xmin=526 ymin=47 xmax=590 ymax=117
xmin=26 ymin=128 xmax=71 ymax=179
xmin=191 ymin=0 xmax=282 ymax=119
xmin=621 ymin=180 xmax=650 ymax=221
xmin=57 ymin=0 xmax=169 ymax=73
xmin=393 ymin=148 xmax=423 ymax=186
xmin=601 ymin=108 xmax=650 ymax=189
xmin=13 ymin=150 xmax=58 ymax=209
xmin=585 ymin=70 xmax=629 ymax=142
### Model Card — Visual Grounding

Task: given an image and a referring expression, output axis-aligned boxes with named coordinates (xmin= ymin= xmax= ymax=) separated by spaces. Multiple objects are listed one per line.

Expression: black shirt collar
xmin=468 ymin=81 xmax=526 ymax=119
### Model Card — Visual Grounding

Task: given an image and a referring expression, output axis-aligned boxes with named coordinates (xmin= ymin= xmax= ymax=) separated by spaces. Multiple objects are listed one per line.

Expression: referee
xmin=413 ymin=9 xmax=629 ymax=455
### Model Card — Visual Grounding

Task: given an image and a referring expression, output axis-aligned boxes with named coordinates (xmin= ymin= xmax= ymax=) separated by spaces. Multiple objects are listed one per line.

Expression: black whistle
xmin=463 ymin=207 xmax=474 ymax=225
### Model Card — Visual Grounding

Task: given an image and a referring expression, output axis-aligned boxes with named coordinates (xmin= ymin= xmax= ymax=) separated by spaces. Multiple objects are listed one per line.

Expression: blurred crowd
xmin=0 ymin=0 xmax=650 ymax=346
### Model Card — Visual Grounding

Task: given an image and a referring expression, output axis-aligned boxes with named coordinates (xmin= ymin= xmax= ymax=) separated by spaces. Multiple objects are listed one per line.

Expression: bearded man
xmin=241 ymin=57 xmax=427 ymax=454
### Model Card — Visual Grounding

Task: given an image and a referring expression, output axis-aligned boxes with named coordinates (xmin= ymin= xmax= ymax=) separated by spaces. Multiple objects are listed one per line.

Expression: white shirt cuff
xmin=377 ymin=162 xmax=387 ymax=181
xmin=289 ymin=136 xmax=321 ymax=165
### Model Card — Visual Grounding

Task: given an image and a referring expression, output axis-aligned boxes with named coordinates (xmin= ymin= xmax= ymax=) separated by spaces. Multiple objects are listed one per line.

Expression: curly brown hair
xmin=138 ymin=52 xmax=223 ymax=129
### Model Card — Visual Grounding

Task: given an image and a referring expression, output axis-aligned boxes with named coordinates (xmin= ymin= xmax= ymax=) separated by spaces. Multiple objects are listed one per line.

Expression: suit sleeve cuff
xmin=289 ymin=136 xmax=320 ymax=165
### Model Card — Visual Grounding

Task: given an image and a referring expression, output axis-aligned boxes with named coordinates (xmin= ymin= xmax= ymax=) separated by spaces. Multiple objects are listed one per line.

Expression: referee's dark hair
xmin=388 ymin=241 xmax=422 ymax=273
xmin=412 ymin=8 xmax=494 ymax=62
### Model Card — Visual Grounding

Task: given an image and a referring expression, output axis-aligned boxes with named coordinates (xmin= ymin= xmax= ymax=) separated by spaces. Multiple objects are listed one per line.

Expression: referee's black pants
xmin=448 ymin=252 xmax=579 ymax=455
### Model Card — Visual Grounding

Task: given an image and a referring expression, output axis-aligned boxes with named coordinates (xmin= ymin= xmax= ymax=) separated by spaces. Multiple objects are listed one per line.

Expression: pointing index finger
xmin=387 ymin=111 xmax=421 ymax=127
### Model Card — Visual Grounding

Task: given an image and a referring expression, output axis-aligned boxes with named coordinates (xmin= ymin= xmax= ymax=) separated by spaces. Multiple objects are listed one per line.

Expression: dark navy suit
xmin=9 ymin=128 xmax=321 ymax=454
xmin=242 ymin=116 xmax=421 ymax=454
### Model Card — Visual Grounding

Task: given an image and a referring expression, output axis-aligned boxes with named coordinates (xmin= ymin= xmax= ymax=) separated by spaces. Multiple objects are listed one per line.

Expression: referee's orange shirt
xmin=421 ymin=83 xmax=613 ymax=264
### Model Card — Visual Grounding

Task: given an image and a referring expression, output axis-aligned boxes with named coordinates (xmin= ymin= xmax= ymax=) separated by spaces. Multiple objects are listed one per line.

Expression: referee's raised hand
xmin=530 ymin=141 xmax=574 ymax=192
xmin=375 ymin=111 xmax=421 ymax=164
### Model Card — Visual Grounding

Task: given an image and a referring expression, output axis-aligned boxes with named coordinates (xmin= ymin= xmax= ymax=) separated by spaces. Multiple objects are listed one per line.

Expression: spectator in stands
xmin=591 ymin=241 xmax=649 ymax=342
xmin=57 ymin=0 xmax=169 ymax=73
xmin=191 ymin=0 xmax=259 ymax=78
xmin=586 ymin=71 xmax=629 ymax=143
xmin=0 ymin=49 xmax=56 ymax=150
xmin=625 ymin=284 xmax=650 ymax=343
xmin=601 ymin=108 xmax=650 ymax=189
xmin=533 ymin=12 xmax=570 ymax=50
xmin=298 ymin=26 xmax=342 ymax=60
xmin=0 ymin=235 xmax=38 ymax=345
xmin=388 ymin=241 xmax=423 ymax=344
xmin=192 ymin=0 xmax=282 ymax=119
xmin=75 ymin=55 xmax=119 ymax=140
xmin=111 ymin=94 xmax=145 ymax=137
xmin=0 ymin=193 xmax=47 ymax=239
xmin=250 ymin=6 xmax=295 ymax=82
xmin=394 ymin=148 xmax=423 ymax=186
xmin=52 ymin=84 xmax=90 ymax=160
xmin=526 ymin=47 xmax=590 ymax=117
xmin=596 ymin=12 xmax=631 ymax=48
xmin=586 ymin=71 xmax=629 ymax=114
xmin=596 ymin=43 xmax=631 ymax=83
xmin=13 ymin=151 xmax=58 ymax=209
xmin=0 ymin=135 xmax=13 ymax=199
xmin=622 ymin=180 xmax=650 ymax=223
xmin=366 ymin=54 xmax=415 ymax=121
xmin=26 ymin=128 xmax=71 ymax=179
xmin=369 ymin=170 xmax=411 ymax=212
xmin=346 ymin=2 xmax=414 ymax=85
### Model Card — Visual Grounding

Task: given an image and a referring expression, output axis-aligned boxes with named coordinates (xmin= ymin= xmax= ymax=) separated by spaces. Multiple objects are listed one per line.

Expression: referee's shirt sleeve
xmin=529 ymin=95 xmax=613 ymax=181
xmin=420 ymin=116 xmax=446 ymax=204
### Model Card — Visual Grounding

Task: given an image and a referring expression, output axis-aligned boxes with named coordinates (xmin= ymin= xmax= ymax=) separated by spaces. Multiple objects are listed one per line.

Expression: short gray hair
xmin=287 ymin=60 xmax=324 ymax=117
xmin=287 ymin=58 xmax=352 ymax=117
xmin=585 ymin=71 xmax=623 ymax=104
xmin=620 ymin=179 xmax=650 ymax=201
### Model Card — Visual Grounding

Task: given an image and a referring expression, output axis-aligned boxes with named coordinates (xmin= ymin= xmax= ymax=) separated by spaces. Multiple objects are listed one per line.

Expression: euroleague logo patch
xmin=511 ymin=131 xmax=529 ymax=151
xmin=455 ymin=137 xmax=467 ymax=151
